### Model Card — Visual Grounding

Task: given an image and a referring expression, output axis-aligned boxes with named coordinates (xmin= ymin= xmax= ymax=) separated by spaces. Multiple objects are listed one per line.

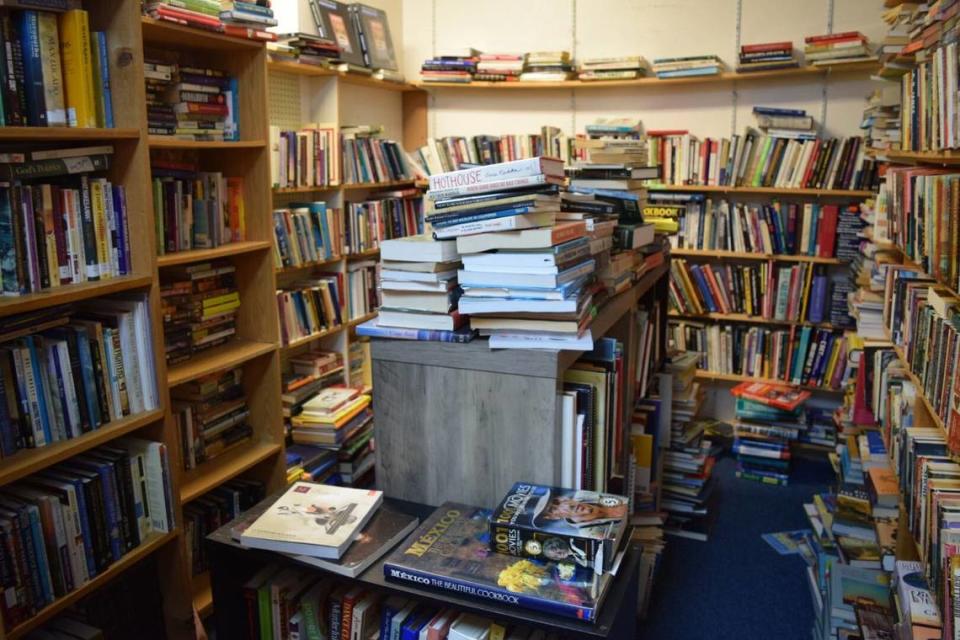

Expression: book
xmin=455 ymin=222 xmax=586 ymax=254
xmin=380 ymin=235 xmax=458 ymax=263
xmin=240 ymin=482 xmax=383 ymax=558
xmin=348 ymin=3 xmax=397 ymax=71
xmin=311 ymin=0 xmax=366 ymax=67
xmin=730 ymin=381 xmax=811 ymax=411
xmin=344 ymin=195 xmax=423 ymax=253
xmin=355 ymin=317 xmax=477 ymax=343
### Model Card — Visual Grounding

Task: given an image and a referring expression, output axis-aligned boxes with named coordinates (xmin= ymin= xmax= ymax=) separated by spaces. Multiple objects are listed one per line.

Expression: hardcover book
xmin=240 ymin=481 xmax=382 ymax=558
xmin=348 ymin=3 xmax=398 ymax=70
xmin=310 ymin=0 xmax=365 ymax=67
xmin=489 ymin=483 xmax=628 ymax=574
xmin=383 ymin=502 xmax=613 ymax=621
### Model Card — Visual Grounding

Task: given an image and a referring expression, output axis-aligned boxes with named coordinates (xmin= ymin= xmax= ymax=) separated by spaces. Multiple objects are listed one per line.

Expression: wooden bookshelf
xmin=341 ymin=179 xmax=420 ymax=190
xmin=156 ymin=240 xmax=273 ymax=268
xmin=0 ymin=126 xmax=141 ymax=141
xmin=347 ymin=248 xmax=381 ymax=260
xmin=166 ymin=339 xmax=277 ymax=387
xmin=647 ymin=184 xmax=875 ymax=198
xmin=180 ymin=442 xmax=283 ymax=503
xmin=192 ymin=572 xmax=214 ymax=620
xmin=693 ymin=369 xmax=844 ymax=393
xmin=668 ymin=311 xmax=839 ymax=330
xmin=147 ymin=137 xmax=267 ymax=150
xmin=0 ymin=274 xmax=153 ymax=318
xmin=282 ymin=326 xmax=346 ymax=350
xmin=671 ymin=249 xmax=842 ymax=265
xmin=414 ymin=60 xmax=878 ymax=90
xmin=884 ymin=329 xmax=949 ymax=437
xmin=267 ymin=60 xmax=421 ymax=92
xmin=866 ymin=147 xmax=960 ymax=165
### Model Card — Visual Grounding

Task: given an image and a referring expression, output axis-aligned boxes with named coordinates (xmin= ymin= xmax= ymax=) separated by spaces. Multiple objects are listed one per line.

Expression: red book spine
xmin=818 ymin=205 xmax=838 ymax=258
xmin=804 ymin=31 xmax=865 ymax=44
xmin=801 ymin=140 xmax=821 ymax=188
xmin=702 ymin=266 xmax=729 ymax=314
xmin=741 ymin=41 xmax=793 ymax=53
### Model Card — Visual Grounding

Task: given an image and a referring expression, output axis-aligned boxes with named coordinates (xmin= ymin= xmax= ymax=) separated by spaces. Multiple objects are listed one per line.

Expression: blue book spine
xmin=808 ymin=276 xmax=826 ymax=323
xmin=86 ymin=462 xmax=121 ymax=561
xmin=48 ymin=346 xmax=73 ymax=439
xmin=111 ymin=186 xmax=128 ymax=274
xmin=0 ymin=375 xmax=15 ymax=457
xmin=95 ymin=32 xmax=114 ymax=128
xmin=273 ymin=215 xmax=291 ymax=266
xmin=807 ymin=205 xmax=820 ymax=256
xmin=0 ymin=187 xmax=19 ymax=295
xmin=382 ymin=563 xmax=597 ymax=621
xmin=24 ymin=337 xmax=51 ymax=445
xmin=690 ymin=266 xmax=718 ymax=312
xmin=355 ymin=323 xmax=474 ymax=343
xmin=228 ymin=77 xmax=239 ymax=141
xmin=792 ymin=327 xmax=811 ymax=383
xmin=63 ymin=476 xmax=97 ymax=578
xmin=308 ymin=203 xmax=329 ymax=259
xmin=430 ymin=205 xmax=538 ymax=229
xmin=72 ymin=327 xmax=101 ymax=428
xmin=753 ymin=106 xmax=807 ymax=116
xmin=17 ymin=11 xmax=45 ymax=126
xmin=25 ymin=505 xmax=52 ymax=605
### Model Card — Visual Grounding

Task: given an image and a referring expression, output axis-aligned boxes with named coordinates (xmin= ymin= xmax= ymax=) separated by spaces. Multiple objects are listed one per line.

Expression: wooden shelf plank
xmin=148 ymin=137 xmax=267 ymax=150
xmin=341 ymin=180 xmax=419 ymax=191
xmin=266 ymin=60 xmax=420 ymax=92
xmin=0 ymin=274 xmax=153 ymax=319
xmin=273 ymin=184 xmax=341 ymax=195
xmin=867 ymin=147 xmax=960 ymax=165
xmin=346 ymin=248 xmax=380 ymax=260
xmin=0 ymin=409 xmax=164 ymax=487
xmin=282 ymin=326 xmax=345 ymax=350
xmin=141 ymin=16 xmax=263 ymax=51
xmin=671 ymin=249 xmax=842 ymax=264
xmin=192 ymin=572 xmax=213 ymax=618
xmin=668 ymin=311 xmax=839 ymax=330
xmin=0 ymin=127 xmax=140 ymax=141
xmin=275 ymin=256 xmax=344 ymax=275
xmin=167 ymin=339 xmax=276 ymax=387
xmin=156 ymin=241 xmax=272 ymax=268
xmin=348 ymin=311 xmax=377 ymax=327
xmin=693 ymin=369 xmax=843 ymax=393
xmin=648 ymin=184 xmax=874 ymax=197
xmin=180 ymin=442 xmax=282 ymax=503
xmin=6 ymin=531 xmax=177 ymax=640
xmin=415 ymin=60 xmax=878 ymax=90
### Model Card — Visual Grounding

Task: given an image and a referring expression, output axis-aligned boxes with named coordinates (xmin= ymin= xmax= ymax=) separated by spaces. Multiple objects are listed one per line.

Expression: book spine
xmin=0 ymin=15 xmax=23 ymax=126
xmin=78 ymin=176 xmax=99 ymax=281
xmin=93 ymin=31 xmax=112 ymax=127
xmin=36 ymin=12 xmax=65 ymax=126
xmin=58 ymin=9 xmax=96 ymax=128
xmin=17 ymin=11 xmax=46 ymax=126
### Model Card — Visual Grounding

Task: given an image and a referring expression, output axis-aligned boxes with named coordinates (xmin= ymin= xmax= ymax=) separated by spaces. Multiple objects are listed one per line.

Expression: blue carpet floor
xmin=637 ymin=453 xmax=835 ymax=639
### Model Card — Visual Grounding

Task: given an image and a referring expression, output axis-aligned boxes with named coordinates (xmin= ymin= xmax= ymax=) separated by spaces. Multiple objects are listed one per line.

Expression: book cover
xmin=489 ymin=483 xmax=628 ymax=574
xmin=383 ymin=503 xmax=611 ymax=621
xmin=240 ymin=481 xmax=382 ymax=558
xmin=58 ymin=9 xmax=96 ymax=128
xmin=311 ymin=0 xmax=366 ymax=67
xmin=349 ymin=3 xmax=397 ymax=71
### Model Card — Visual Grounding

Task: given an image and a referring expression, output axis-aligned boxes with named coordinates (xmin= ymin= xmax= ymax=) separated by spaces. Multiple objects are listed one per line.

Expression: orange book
xmin=702 ymin=265 xmax=730 ymax=314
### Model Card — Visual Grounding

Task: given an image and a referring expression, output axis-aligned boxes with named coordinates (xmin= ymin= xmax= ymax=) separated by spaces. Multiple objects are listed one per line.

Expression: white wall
xmin=399 ymin=0 xmax=887 ymax=141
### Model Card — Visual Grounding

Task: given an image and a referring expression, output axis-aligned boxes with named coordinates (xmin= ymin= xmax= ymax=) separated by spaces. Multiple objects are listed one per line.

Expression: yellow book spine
xmin=88 ymin=180 xmax=110 ymax=278
xmin=58 ymin=10 xmax=95 ymax=128
xmin=40 ymin=185 xmax=59 ymax=287
xmin=37 ymin=12 xmax=66 ymax=126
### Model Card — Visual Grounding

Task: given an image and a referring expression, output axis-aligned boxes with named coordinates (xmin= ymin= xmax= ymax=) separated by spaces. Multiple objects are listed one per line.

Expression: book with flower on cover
xmin=239 ymin=481 xmax=382 ymax=558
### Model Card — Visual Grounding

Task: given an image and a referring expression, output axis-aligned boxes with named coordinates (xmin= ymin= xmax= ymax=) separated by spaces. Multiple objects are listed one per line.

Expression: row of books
xmin=668 ymin=259 xmax=834 ymax=324
xmin=344 ymin=192 xmax=424 ymax=254
xmin=0 ymin=9 xmax=113 ymax=128
xmin=669 ymin=321 xmax=847 ymax=390
xmin=0 ymin=149 xmax=133 ymax=295
xmin=0 ymin=436 xmax=173 ymax=630
xmin=160 ymin=260 xmax=239 ymax=365
xmin=648 ymin=129 xmax=879 ymax=191
xmin=269 ymin=124 xmax=339 ymax=189
xmin=899 ymin=33 xmax=960 ymax=152
xmin=346 ymin=260 xmax=377 ymax=320
xmin=151 ymin=164 xmax=245 ymax=255
xmin=413 ymin=127 xmax=571 ymax=175
xmin=172 ymin=366 xmax=251 ymax=471
xmin=143 ymin=1 xmax=278 ymax=42
xmin=340 ymin=126 xmax=415 ymax=185
xmin=0 ymin=298 xmax=158 ymax=457
xmin=183 ymin=478 xmax=264 ymax=577
xmin=277 ymin=275 xmax=345 ymax=346
xmin=144 ymin=60 xmax=238 ymax=142
xmin=273 ymin=201 xmax=344 ymax=269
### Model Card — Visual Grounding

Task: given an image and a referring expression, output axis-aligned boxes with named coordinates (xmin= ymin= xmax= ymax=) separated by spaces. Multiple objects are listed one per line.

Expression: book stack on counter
xmin=419 ymin=50 xmax=478 ymax=83
xmin=860 ymin=89 xmax=901 ymax=150
xmin=276 ymin=274 xmax=344 ymax=346
xmin=144 ymin=60 xmax=238 ymax=142
xmin=730 ymin=383 xmax=810 ymax=485
xmin=0 ymin=299 xmax=158 ymax=458
xmin=160 ymin=260 xmax=240 ymax=364
xmin=803 ymin=31 xmax=877 ymax=66
xmin=218 ymin=1 xmax=277 ymax=41
xmin=357 ymin=234 xmax=474 ymax=342
xmin=143 ymin=0 xmax=224 ymax=32
xmin=183 ymin=479 xmax=265 ymax=578
xmin=647 ymin=127 xmax=878 ymax=191
xmin=151 ymin=160 xmax=245 ymax=255
xmin=578 ymin=56 xmax=651 ymax=81
xmin=270 ymin=33 xmax=341 ymax=67
xmin=172 ymin=367 xmax=251 ymax=470
xmin=474 ymin=53 xmax=524 ymax=82
xmin=520 ymin=51 xmax=574 ymax=81
xmin=269 ymin=123 xmax=339 ymax=189
xmin=340 ymin=125 xmax=415 ymax=185
xmin=344 ymin=189 xmax=424 ymax=253
xmin=0 ymin=146 xmax=133 ymax=295
xmin=414 ymin=126 xmax=571 ymax=173
xmin=753 ymin=105 xmax=816 ymax=140
xmin=272 ymin=201 xmax=344 ymax=270
xmin=736 ymin=41 xmax=799 ymax=73
xmin=0 ymin=436 xmax=173 ymax=632
xmin=651 ymin=55 xmax=724 ymax=78
xmin=383 ymin=483 xmax=629 ymax=622
xmin=0 ymin=8 xmax=115 ymax=128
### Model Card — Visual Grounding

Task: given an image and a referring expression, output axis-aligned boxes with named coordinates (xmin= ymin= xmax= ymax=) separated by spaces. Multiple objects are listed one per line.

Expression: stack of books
xmin=414 ymin=126 xmax=571 ymax=172
xmin=340 ymin=125 xmax=415 ymax=184
xmin=172 ymin=367 xmax=251 ymax=470
xmin=875 ymin=2 xmax=922 ymax=80
xmin=651 ymin=55 xmax=724 ymax=78
xmin=151 ymin=162 xmax=245 ymax=254
xmin=860 ymin=89 xmax=901 ymax=149
xmin=285 ymin=442 xmax=337 ymax=485
xmin=184 ymin=479 xmax=265 ymax=577
xmin=475 ymin=53 xmax=524 ymax=81
xmin=272 ymin=33 xmax=341 ymax=67
xmin=753 ymin=105 xmax=816 ymax=140
xmin=276 ymin=275 xmax=344 ymax=345
xmin=520 ymin=51 xmax=574 ymax=81
xmin=419 ymin=53 xmax=477 ymax=83
xmin=731 ymin=383 xmax=806 ymax=485
xmin=218 ymin=1 xmax=277 ymax=41
xmin=344 ymin=191 xmax=424 ymax=253
xmin=160 ymin=260 xmax=240 ymax=364
xmin=290 ymin=387 xmax=372 ymax=451
xmin=269 ymin=124 xmax=339 ymax=189
xmin=803 ymin=31 xmax=876 ymax=66
xmin=272 ymin=201 xmax=344 ymax=269
xmin=736 ymin=41 xmax=799 ymax=73
xmin=578 ymin=56 xmax=651 ymax=81
xmin=143 ymin=1 xmax=223 ymax=32
xmin=281 ymin=349 xmax=344 ymax=429
xmin=144 ymin=61 xmax=238 ymax=142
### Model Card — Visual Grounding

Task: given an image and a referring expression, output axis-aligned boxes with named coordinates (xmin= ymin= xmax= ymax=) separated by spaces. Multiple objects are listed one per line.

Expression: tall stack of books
xmin=419 ymin=53 xmax=477 ymax=83
xmin=520 ymin=51 xmax=574 ymax=81
xmin=172 ymin=367 xmax=251 ymax=470
xmin=143 ymin=1 xmax=223 ymax=32
xmin=160 ymin=260 xmax=240 ymax=364
xmin=730 ymin=383 xmax=807 ymax=486
xmin=269 ymin=124 xmax=339 ymax=189
xmin=144 ymin=61 xmax=238 ymax=142
xmin=736 ymin=41 xmax=799 ymax=72
xmin=651 ymin=55 xmax=724 ymax=78
xmin=218 ymin=1 xmax=277 ymax=41
xmin=861 ymin=89 xmax=901 ymax=149
xmin=281 ymin=349 xmax=343 ymax=430
xmin=753 ymin=105 xmax=816 ymax=139
xmin=475 ymin=53 xmax=524 ymax=82
xmin=340 ymin=125 xmax=414 ymax=184
xmin=276 ymin=275 xmax=344 ymax=345
xmin=803 ymin=31 xmax=876 ymax=66
xmin=578 ymin=56 xmax=651 ymax=81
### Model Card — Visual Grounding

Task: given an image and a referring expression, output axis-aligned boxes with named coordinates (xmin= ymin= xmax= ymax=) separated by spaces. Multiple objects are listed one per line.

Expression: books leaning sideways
xmin=144 ymin=60 xmax=239 ymax=141
xmin=652 ymin=55 xmax=724 ymax=78
xmin=578 ymin=56 xmax=651 ymax=81
xmin=218 ymin=1 xmax=278 ymax=42
xmin=520 ymin=51 xmax=574 ymax=81
xmin=803 ymin=31 xmax=876 ymax=66
xmin=736 ymin=41 xmax=800 ymax=73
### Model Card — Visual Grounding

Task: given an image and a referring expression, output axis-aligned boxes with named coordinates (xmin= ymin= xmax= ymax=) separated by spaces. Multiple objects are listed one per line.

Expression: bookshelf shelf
xmin=414 ymin=60 xmax=878 ymax=90
xmin=0 ymin=127 xmax=141 ymax=141
xmin=647 ymin=184 xmax=874 ymax=198
xmin=275 ymin=256 xmax=343 ymax=275
xmin=866 ymin=147 xmax=960 ymax=165
xmin=156 ymin=241 xmax=273 ymax=268
xmin=180 ymin=442 xmax=283 ymax=503
xmin=0 ymin=274 xmax=154 ymax=319
xmin=668 ymin=311 xmax=838 ymax=330
xmin=0 ymin=409 xmax=164 ymax=487
xmin=6 ymin=531 xmax=178 ymax=640
xmin=272 ymin=185 xmax=341 ymax=194
xmin=282 ymin=326 xmax=345 ymax=351
xmin=140 ymin=16 xmax=263 ymax=51
xmin=348 ymin=312 xmax=378 ymax=327
xmin=147 ymin=137 xmax=267 ymax=150
xmin=671 ymin=249 xmax=842 ymax=264
xmin=192 ymin=572 xmax=213 ymax=619
xmin=167 ymin=339 xmax=277 ymax=387
xmin=266 ymin=60 xmax=420 ymax=92
xmin=341 ymin=179 xmax=419 ymax=191
xmin=693 ymin=369 xmax=843 ymax=393
xmin=347 ymin=248 xmax=381 ymax=260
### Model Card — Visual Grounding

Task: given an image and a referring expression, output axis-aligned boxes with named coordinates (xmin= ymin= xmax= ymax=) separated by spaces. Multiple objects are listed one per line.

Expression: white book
xmin=458 ymin=259 xmax=593 ymax=289
xmin=378 ymin=310 xmax=460 ymax=331
xmin=427 ymin=156 xmax=563 ymax=193
xmin=487 ymin=329 xmax=593 ymax=350
xmin=432 ymin=212 xmax=557 ymax=240
xmin=560 ymin=392 xmax=575 ymax=488
xmin=380 ymin=235 xmax=459 ymax=263
xmin=379 ymin=279 xmax=454 ymax=293
xmin=118 ymin=437 xmax=172 ymax=533
xmin=462 ymin=286 xmax=570 ymax=300
xmin=381 ymin=290 xmax=455 ymax=314
xmin=458 ymin=296 xmax=580 ymax=314
xmin=462 ymin=263 xmax=560 ymax=275
xmin=380 ymin=269 xmax=458 ymax=283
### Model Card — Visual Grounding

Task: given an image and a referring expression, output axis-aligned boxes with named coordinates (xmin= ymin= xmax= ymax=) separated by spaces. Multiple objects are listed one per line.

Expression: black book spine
xmin=29 ymin=187 xmax=49 ymax=290
xmin=5 ymin=15 xmax=26 ymax=127
xmin=78 ymin=176 xmax=99 ymax=282
xmin=63 ymin=331 xmax=92 ymax=433
xmin=85 ymin=330 xmax=112 ymax=425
